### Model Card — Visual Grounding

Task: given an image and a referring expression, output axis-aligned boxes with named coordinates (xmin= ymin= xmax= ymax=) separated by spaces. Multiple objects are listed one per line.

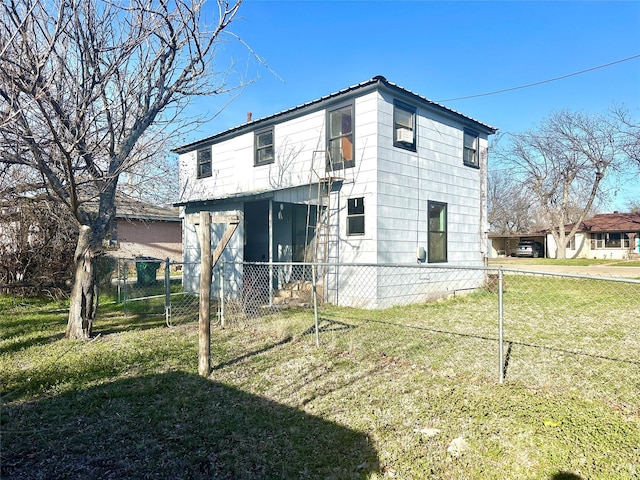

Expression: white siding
xmin=178 ymin=84 xmax=493 ymax=307
xmin=337 ymin=93 xmax=379 ymax=265
xmin=180 ymin=111 xmax=328 ymax=204
xmin=181 ymin=203 xmax=244 ymax=297
xmin=375 ymin=91 xmax=486 ymax=268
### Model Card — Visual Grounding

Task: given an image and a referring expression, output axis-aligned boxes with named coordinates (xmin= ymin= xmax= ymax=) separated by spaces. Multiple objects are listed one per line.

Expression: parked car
xmin=516 ymin=240 xmax=544 ymax=258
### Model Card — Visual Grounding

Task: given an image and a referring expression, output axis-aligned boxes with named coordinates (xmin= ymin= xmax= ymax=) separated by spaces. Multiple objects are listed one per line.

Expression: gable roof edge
xmin=172 ymin=76 xmax=497 ymax=154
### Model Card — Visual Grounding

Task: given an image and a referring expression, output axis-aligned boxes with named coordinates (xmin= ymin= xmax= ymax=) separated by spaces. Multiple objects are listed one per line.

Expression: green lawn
xmin=1 ymin=277 xmax=639 ymax=479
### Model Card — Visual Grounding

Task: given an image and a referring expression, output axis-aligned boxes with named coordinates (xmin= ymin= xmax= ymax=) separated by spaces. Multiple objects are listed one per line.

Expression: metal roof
xmin=172 ymin=76 xmax=498 ymax=154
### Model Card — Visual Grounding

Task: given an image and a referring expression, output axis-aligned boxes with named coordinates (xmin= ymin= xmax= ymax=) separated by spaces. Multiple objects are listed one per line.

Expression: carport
xmin=488 ymin=233 xmax=547 ymax=258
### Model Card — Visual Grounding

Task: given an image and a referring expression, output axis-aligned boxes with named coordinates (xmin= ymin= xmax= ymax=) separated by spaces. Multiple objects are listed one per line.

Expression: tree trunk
xmin=553 ymin=232 xmax=568 ymax=259
xmin=66 ymin=225 xmax=99 ymax=339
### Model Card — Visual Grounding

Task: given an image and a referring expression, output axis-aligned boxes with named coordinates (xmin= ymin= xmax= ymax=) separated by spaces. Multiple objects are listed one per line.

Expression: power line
xmin=437 ymin=54 xmax=640 ymax=102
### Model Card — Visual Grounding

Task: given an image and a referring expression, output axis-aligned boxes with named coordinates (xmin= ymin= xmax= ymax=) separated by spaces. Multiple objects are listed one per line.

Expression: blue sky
xmin=189 ymin=0 xmax=640 ymax=210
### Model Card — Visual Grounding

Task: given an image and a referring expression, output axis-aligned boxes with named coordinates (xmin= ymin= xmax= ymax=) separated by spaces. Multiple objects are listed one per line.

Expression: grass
xmin=1 ymin=276 xmax=639 ymax=479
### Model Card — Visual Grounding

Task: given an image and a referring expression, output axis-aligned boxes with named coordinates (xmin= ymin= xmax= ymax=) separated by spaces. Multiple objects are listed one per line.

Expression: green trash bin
xmin=136 ymin=257 xmax=161 ymax=286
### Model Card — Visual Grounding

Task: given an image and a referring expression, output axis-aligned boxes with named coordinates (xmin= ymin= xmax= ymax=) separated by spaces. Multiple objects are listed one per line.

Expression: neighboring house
xmin=107 ymin=198 xmax=183 ymax=262
xmin=547 ymin=212 xmax=640 ymax=260
xmin=174 ymin=76 xmax=497 ymax=307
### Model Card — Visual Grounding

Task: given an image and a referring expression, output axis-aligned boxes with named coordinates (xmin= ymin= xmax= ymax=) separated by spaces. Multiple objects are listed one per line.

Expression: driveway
xmin=488 ymin=259 xmax=640 ymax=279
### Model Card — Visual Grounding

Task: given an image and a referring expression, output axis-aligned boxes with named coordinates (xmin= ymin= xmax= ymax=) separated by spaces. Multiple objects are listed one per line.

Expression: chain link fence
xmin=209 ymin=262 xmax=640 ymax=410
xmin=110 ymin=257 xmax=201 ymax=325
xmin=111 ymin=259 xmax=639 ymax=409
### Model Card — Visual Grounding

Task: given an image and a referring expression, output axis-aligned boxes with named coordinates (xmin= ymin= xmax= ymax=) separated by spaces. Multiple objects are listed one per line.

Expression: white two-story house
xmin=174 ymin=76 xmax=497 ymax=308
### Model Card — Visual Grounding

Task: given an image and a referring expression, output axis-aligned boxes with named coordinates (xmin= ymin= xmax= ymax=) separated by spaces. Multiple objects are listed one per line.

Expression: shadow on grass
xmin=361 ymin=317 xmax=640 ymax=370
xmin=0 ymin=307 xmax=67 ymax=355
xmin=2 ymin=371 xmax=380 ymax=479
xmin=0 ymin=303 xmax=170 ymax=355
xmin=551 ymin=472 xmax=583 ymax=480
xmin=95 ymin=311 xmax=170 ymax=336
xmin=302 ymin=317 xmax=357 ymax=337
xmin=0 ymin=330 xmax=66 ymax=355
xmin=212 ymin=336 xmax=294 ymax=371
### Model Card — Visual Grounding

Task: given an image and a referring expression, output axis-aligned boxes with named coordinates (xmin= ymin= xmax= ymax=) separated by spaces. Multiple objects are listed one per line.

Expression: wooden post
xmin=198 ymin=211 xmax=212 ymax=376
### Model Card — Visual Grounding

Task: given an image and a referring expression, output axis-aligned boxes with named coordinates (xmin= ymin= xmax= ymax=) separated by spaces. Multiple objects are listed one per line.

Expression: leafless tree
xmin=0 ymin=165 xmax=77 ymax=291
xmin=0 ymin=0 xmax=247 ymax=338
xmin=628 ymin=200 xmax=640 ymax=214
xmin=612 ymin=104 xmax=640 ymax=168
xmin=492 ymin=109 xmax=634 ymax=258
xmin=487 ymin=168 xmax=537 ymax=234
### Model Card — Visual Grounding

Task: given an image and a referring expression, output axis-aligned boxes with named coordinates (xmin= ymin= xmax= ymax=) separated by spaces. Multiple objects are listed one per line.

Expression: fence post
xmin=198 ymin=211 xmax=212 ymax=377
xmin=122 ymin=259 xmax=128 ymax=315
xmin=269 ymin=262 xmax=274 ymax=307
xmin=312 ymin=263 xmax=320 ymax=347
xmin=498 ymin=268 xmax=505 ymax=384
xmin=164 ymin=258 xmax=171 ymax=326
xmin=220 ymin=262 xmax=225 ymax=327
xmin=117 ymin=258 xmax=122 ymax=303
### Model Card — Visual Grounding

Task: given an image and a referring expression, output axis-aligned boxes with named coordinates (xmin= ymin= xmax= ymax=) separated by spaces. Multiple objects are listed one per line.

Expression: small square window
xmin=255 ymin=128 xmax=274 ymax=166
xmin=347 ymin=197 xmax=365 ymax=236
xmin=197 ymin=147 xmax=212 ymax=178
xmin=463 ymin=131 xmax=479 ymax=168
xmin=394 ymin=101 xmax=416 ymax=150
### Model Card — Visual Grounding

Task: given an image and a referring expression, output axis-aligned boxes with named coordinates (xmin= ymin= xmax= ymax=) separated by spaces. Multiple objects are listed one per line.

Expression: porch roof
xmin=173 ymin=182 xmax=325 ymax=209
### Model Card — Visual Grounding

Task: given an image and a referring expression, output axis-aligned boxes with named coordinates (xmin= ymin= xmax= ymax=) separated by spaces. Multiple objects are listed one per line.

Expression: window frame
xmin=427 ymin=201 xmax=447 ymax=263
xmin=604 ymin=232 xmax=622 ymax=248
xmin=197 ymin=147 xmax=212 ymax=179
xmin=346 ymin=196 xmax=365 ymax=236
xmin=254 ymin=126 xmax=275 ymax=166
xmin=393 ymin=100 xmax=416 ymax=151
xmin=326 ymin=102 xmax=354 ymax=171
xmin=463 ymin=130 xmax=480 ymax=168
xmin=591 ymin=233 xmax=604 ymax=250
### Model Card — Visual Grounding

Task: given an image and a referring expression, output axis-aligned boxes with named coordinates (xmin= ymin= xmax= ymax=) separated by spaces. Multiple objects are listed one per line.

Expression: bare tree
xmin=492 ymin=109 xmax=634 ymax=259
xmin=0 ymin=0 xmax=246 ymax=338
xmin=0 ymin=164 xmax=77 ymax=291
xmin=612 ymin=104 xmax=640 ymax=168
xmin=628 ymin=200 xmax=640 ymax=214
xmin=487 ymin=168 xmax=537 ymax=234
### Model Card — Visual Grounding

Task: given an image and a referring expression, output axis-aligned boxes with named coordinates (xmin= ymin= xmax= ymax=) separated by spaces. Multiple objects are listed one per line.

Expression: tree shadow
xmin=551 ymin=472 xmax=583 ymax=480
xmin=0 ymin=306 xmax=68 ymax=354
xmin=95 ymin=311 xmax=171 ymax=336
xmin=2 ymin=371 xmax=380 ymax=479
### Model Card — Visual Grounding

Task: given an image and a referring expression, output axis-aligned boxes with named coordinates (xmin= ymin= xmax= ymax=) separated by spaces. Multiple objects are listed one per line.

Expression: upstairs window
xmin=463 ymin=130 xmax=479 ymax=168
xmin=347 ymin=197 xmax=365 ymax=235
xmin=255 ymin=127 xmax=274 ymax=166
xmin=197 ymin=147 xmax=212 ymax=178
xmin=393 ymin=101 xmax=416 ymax=150
xmin=428 ymin=201 xmax=447 ymax=263
xmin=327 ymin=104 xmax=354 ymax=171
